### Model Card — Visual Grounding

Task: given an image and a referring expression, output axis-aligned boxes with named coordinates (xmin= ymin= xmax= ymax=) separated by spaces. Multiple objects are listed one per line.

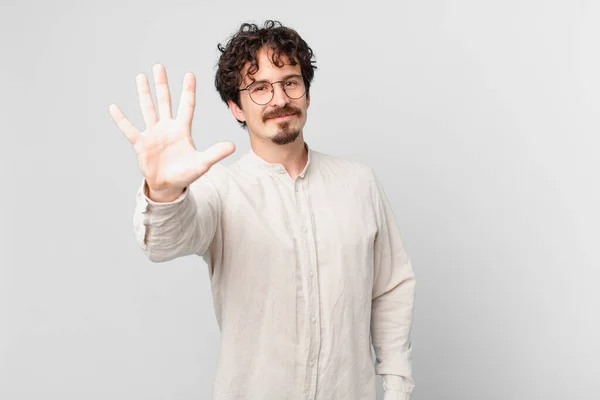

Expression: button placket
xmin=304 ymin=191 xmax=321 ymax=400
xmin=293 ymin=176 xmax=321 ymax=399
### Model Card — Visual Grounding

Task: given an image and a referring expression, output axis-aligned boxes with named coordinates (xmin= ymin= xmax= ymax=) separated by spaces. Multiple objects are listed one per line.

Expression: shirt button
xmin=302 ymin=226 xmax=308 ymax=233
xmin=309 ymin=361 xmax=314 ymax=367
xmin=311 ymin=317 xmax=316 ymax=323
xmin=310 ymin=271 xmax=314 ymax=277
xmin=295 ymin=186 xmax=299 ymax=192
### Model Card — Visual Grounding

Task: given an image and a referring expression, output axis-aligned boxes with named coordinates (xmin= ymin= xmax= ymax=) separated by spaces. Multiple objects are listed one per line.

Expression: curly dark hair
xmin=215 ymin=20 xmax=317 ymax=127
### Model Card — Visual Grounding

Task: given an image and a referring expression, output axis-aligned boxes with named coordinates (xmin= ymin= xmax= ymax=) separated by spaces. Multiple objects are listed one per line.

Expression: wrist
xmin=145 ymin=181 xmax=184 ymax=203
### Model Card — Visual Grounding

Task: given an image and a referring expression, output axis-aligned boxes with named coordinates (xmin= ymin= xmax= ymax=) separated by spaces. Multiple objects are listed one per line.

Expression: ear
xmin=227 ymin=100 xmax=246 ymax=122
xmin=306 ymin=92 xmax=310 ymax=109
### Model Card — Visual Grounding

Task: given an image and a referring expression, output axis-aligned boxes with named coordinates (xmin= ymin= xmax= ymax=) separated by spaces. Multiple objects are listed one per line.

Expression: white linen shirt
xmin=133 ymin=144 xmax=416 ymax=400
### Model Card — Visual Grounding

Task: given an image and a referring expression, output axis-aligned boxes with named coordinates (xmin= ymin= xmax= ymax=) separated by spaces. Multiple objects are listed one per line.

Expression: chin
xmin=271 ymin=123 xmax=301 ymax=145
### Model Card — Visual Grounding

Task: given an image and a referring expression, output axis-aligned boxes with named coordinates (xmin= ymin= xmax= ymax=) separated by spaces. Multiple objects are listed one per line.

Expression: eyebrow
xmin=249 ymin=73 xmax=302 ymax=84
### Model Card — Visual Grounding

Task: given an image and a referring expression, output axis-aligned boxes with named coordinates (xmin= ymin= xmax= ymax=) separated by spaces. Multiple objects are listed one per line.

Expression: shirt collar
xmin=244 ymin=142 xmax=313 ymax=178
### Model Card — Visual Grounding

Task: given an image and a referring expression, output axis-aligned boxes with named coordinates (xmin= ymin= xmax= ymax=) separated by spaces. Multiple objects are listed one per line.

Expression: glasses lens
xmin=248 ymin=82 xmax=273 ymax=105
xmin=282 ymin=77 xmax=306 ymax=99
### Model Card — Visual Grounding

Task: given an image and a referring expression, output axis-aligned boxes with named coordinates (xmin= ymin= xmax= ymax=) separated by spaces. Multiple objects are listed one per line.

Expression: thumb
xmin=202 ymin=141 xmax=236 ymax=166
xmin=191 ymin=141 xmax=236 ymax=176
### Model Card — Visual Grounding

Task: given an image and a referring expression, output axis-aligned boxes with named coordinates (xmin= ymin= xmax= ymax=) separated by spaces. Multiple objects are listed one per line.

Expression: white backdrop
xmin=1 ymin=0 xmax=598 ymax=399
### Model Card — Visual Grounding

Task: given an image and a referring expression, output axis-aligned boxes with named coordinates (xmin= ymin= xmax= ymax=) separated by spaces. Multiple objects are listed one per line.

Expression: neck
xmin=250 ymin=133 xmax=308 ymax=178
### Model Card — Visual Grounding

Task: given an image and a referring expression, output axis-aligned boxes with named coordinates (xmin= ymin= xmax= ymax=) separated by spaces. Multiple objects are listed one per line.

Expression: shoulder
xmin=312 ymin=150 xmax=377 ymax=186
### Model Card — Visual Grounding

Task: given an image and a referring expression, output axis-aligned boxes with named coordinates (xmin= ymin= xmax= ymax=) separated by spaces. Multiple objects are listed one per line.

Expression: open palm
xmin=109 ymin=64 xmax=235 ymax=202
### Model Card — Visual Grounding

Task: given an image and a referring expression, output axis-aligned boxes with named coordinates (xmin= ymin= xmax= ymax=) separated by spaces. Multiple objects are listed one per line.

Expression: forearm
xmin=371 ymin=273 xmax=416 ymax=395
xmin=133 ymin=178 xmax=218 ymax=262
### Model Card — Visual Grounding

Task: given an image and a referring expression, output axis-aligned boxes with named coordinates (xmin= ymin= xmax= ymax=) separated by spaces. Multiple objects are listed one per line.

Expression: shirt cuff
xmin=382 ymin=374 xmax=413 ymax=400
xmin=134 ymin=179 xmax=190 ymax=250
xmin=383 ymin=391 xmax=411 ymax=400
xmin=383 ymin=374 xmax=412 ymax=391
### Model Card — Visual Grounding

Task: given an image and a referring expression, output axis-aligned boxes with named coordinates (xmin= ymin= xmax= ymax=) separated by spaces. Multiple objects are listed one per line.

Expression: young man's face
xmin=229 ymin=47 xmax=310 ymax=145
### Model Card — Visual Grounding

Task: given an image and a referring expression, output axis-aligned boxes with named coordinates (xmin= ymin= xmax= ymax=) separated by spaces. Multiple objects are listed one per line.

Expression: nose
xmin=269 ymin=82 xmax=291 ymax=108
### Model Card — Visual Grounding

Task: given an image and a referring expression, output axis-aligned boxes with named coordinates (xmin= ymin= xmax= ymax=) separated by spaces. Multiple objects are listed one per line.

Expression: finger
xmin=152 ymin=64 xmax=172 ymax=120
xmin=199 ymin=141 xmax=236 ymax=168
xmin=176 ymin=72 xmax=196 ymax=126
xmin=136 ymin=73 xmax=158 ymax=127
xmin=109 ymin=104 xmax=141 ymax=144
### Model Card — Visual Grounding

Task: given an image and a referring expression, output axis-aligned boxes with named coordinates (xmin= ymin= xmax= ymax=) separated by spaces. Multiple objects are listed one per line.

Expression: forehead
xmin=240 ymin=47 xmax=301 ymax=85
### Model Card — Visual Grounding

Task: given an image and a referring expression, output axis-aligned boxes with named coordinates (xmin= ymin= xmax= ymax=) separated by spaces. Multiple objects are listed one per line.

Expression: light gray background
xmin=1 ymin=0 xmax=599 ymax=399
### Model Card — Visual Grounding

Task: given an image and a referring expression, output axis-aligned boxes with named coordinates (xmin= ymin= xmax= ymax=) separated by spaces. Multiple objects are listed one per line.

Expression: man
xmin=109 ymin=20 xmax=416 ymax=400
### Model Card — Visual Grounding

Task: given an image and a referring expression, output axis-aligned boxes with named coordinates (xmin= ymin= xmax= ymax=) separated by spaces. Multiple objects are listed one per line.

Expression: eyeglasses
xmin=239 ymin=75 xmax=307 ymax=105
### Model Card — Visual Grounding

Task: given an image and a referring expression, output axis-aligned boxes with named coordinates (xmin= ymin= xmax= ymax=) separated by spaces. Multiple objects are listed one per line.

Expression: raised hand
xmin=109 ymin=64 xmax=235 ymax=202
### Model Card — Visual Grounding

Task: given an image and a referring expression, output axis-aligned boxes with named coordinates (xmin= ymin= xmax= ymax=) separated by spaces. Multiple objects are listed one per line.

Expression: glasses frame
xmin=238 ymin=74 xmax=307 ymax=105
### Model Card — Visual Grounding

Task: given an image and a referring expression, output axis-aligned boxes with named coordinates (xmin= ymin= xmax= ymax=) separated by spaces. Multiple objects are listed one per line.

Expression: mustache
xmin=262 ymin=105 xmax=302 ymax=122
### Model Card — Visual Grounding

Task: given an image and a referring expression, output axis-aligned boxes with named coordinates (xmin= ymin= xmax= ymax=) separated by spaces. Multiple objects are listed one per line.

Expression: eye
xmin=284 ymin=79 xmax=299 ymax=88
xmin=251 ymin=83 xmax=270 ymax=93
